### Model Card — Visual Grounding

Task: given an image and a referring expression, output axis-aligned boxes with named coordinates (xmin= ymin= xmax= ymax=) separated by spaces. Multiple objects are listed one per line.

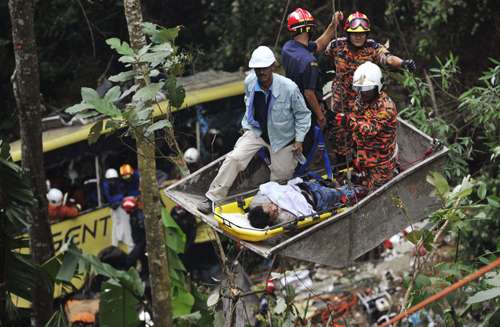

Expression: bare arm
xmin=304 ymin=89 xmax=326 ymax=128
xmin=315 ymin=11 xmax=343 ymax=53
xmin=386 ymin=55 xmax=404 ymax=68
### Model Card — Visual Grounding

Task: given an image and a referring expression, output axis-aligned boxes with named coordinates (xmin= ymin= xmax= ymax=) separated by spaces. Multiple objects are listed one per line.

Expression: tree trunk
xmin=0 ymin=237 xmax=5 ymax=326
xmin=8 ymin=0 xmax=54 ymax=326
xmin=123 ymin=0 xmax=173 ymax=325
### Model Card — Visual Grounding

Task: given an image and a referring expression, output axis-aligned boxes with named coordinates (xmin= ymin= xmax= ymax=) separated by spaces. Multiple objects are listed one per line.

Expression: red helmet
xmin=344 ymin=11 xmax=370 ymax=33
xmin=287 ymin=8 xmax=315 ymax=33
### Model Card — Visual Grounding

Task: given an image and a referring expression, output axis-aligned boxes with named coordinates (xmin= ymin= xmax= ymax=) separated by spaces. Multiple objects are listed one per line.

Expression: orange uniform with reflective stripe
xmin=349 ymin=91 xmax=398 ymax=189
xmin=48 ymin=204 xmax=79 ymax=221
xmin=325 ymin=37 xmax=391 ymax=156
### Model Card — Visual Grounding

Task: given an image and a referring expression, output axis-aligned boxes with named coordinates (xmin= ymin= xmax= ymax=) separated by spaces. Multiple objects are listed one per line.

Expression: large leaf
xmin=104 ymin=86 xmax=121 ymax=103
xmin=466 ymin=287 xmax=500 ymax=304
xmin=162 ymin=207 xmax=186 ymax=254
xmin=145 ymin=119 xmax=172 ymax=136
xmin=426 ymin=171 xmax=450 ymax=197
xmin=81 ymin=87 xmax=121 ymax=118
xmin=69 ymin=248 xmax=144 ymax=297
xmin=92 ymin=99 xmax=121 ymax=118
xmin=172 ymin=287 xmax=195 ymax=317
xmin=100 ymin=281 xmax=139 ymax=327
xmin=65 ymin=102 xmax=94 ymax=115
xmin=168 ymin=86 xmax=186 ymax=108
xmin=55 ymin=249 xmax=80 ymax=283
xmin=143 ymin=22 xmax=181 ymax=44
xmin=109 ymin=71 xmax=135 ymax=83
xmin=163 ymin=76 xmax=186 ymax=108
xmin=156 ymin=26 xmax=181 ymax=43
xmin=5 ymin=252 xmax=43 ymax=301
xmin=132 ymin=83 xmax=163 ymax=102
xmin=486 ymin=273 xmax=500 ymax=287
xmin=487 ymin=195 xmax=500 ymax=208
xmin=106 ymin=38 xmax=135 ymax=56
xmin=141 ymin=51 xmax=169 ymax=68
xmin=81 ymin=87 xmax=100 ymax=104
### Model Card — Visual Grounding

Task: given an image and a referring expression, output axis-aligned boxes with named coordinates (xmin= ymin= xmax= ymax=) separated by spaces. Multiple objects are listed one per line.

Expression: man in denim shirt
xmin=198 ymin=46 xmax=311 ymax=214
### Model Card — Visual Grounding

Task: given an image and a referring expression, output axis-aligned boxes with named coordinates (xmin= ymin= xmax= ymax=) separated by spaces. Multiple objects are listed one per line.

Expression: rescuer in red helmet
xmin=282 ymin=8 xmax=343 ymax=129
xmin=325 ymin=11 xmax=415 ymax=158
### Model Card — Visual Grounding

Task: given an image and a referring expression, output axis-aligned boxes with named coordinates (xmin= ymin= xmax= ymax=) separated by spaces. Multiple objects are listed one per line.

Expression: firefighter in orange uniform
xmin=325 ymin=11 xmax=414 ymax=157
xmin=336 ymin=62 xmax=398 ymax=189
xmin=47 ymin=188 xmax=80 ymax=221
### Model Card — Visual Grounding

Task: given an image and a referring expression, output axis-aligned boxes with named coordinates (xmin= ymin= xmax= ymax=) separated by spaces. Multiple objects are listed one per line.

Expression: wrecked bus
xmin=9 ymin=70 xmax=247 ymax=257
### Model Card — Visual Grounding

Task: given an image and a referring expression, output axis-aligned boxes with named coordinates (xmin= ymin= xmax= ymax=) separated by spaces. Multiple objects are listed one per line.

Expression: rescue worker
xmin=184 ymin=147 xmax=203 ymax=172
xmin=282 ymin=8 xmax=343 ymax=128
xmin=336 ymin=62 xmax=398 ymax=189
xmin=119 ymin=163 xmax=140 ymax=197
xmin=197 ymin=46 xmax=311 ymax=214
xmin=101 ymin=168 xmax=124 ymax=209
xmin=325 ymin=11 xmax=414 ymax=157
xmin=122 ymin=196 xmax=148 ymax=279
xmin=47 ymin=188 xmax=80 ymax=221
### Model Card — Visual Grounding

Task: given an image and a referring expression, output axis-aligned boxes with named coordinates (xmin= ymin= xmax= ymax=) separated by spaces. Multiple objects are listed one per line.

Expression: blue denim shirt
xmin=242 ymin=72 xmax=311 ymax=152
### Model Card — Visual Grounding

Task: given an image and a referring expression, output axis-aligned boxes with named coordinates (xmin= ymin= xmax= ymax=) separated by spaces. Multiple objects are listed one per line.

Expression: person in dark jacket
xmin=101 ymin=168 xmax=124 ymax=209
xmin=282 ymin=8 xmax=343 ymax=129
xmin=119 ymin=164 xmax=140 ymax=197
xmin=122 ymin=196 xmax=148 ymax=280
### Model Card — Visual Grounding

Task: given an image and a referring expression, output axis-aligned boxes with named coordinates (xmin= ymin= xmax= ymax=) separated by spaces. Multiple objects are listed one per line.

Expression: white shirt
xmin=252 ymin=178 xmax=315 ymax=221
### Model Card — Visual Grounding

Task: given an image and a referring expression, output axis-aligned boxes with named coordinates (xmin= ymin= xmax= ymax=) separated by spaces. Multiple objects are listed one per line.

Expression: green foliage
xmin=65 ymin=22 xmax=187 ymax=144
xmin=385 ymin=0 xmax=497 ymax=61
xmin=162 ymin=207 xmax=195 ymax=317
xmin=406 ymin=173 xmax=499 ymax=322
xmin=0 ymin=155 xmax=49 ymax=323
xmin=100 ymin=281 xmax=140 ymax=327
xmin=399 ymin=54 xmax=499 ymax=189
xmin=200 ymin=0 xmax=294 ymax=70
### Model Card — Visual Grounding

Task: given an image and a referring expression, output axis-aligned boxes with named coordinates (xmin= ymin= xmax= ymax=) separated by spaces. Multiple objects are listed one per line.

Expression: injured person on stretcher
xmin=248 ymin=177 xmax=367 ymax=229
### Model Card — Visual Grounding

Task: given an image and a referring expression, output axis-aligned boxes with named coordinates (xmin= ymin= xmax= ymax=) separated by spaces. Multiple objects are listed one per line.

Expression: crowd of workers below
xmin=45 ymin=154 xmax=204 ymax=222
xmin=196 ymin=8 xmax=415 ymax=229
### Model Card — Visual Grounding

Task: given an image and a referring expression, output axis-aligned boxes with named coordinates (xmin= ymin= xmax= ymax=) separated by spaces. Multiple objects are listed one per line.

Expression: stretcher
xmin=213 ymin=191 xmax=347 ymax=242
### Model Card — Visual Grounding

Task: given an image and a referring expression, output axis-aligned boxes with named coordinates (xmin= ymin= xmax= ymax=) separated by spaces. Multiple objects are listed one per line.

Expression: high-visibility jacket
xmin=349 ymin=91 xmax=398 ymax=189
xmin=325 ymin=37 xmax=391 ymax=155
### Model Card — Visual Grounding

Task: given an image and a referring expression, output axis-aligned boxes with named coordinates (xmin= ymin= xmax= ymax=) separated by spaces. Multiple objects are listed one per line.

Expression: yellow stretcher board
xmin=213 ymin=195 xmax=346 ymax=242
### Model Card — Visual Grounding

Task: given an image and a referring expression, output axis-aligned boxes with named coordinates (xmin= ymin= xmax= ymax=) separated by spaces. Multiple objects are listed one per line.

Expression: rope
xmin=274 ymin=0 xmax=292 ymax=49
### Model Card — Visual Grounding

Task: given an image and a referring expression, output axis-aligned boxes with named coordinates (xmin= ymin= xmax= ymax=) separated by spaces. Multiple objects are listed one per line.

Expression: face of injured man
xmin=262 ymin=202 xmax=279 ymax=222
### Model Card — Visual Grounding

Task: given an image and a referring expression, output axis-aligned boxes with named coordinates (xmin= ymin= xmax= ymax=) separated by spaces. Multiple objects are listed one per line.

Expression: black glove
xmin=402 ymin=59 xmax=416 ymax=71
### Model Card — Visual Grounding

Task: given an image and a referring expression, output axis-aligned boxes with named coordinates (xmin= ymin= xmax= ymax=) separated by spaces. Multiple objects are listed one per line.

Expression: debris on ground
xmin=245 ymin=222 xmax=450 ymax=326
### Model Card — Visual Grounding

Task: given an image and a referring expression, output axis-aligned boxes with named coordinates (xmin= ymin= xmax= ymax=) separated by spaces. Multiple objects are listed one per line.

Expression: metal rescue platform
xmin=165 ymin=118 xmax=448 ymax=267
xmin=165 ymin=106 xmax=449 ymax=268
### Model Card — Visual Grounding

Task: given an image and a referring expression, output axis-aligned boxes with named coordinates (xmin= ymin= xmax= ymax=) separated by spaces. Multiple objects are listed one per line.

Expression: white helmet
xmin=352 ymin=61 xmax=383 ymax=93
xmin=105 ymin=168 xmax=119 ymax=179
xmin=47 ymin=188 xmax=63 ymax=206
xmin=183 ymin=147 xmax=200 ymax=164
xmin=248 ymin=46 xmax=276 ymax=68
